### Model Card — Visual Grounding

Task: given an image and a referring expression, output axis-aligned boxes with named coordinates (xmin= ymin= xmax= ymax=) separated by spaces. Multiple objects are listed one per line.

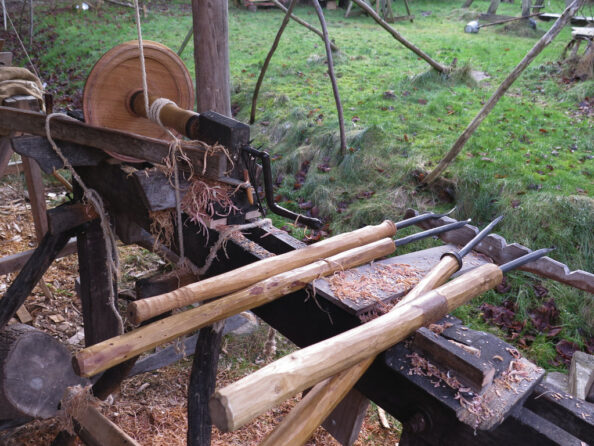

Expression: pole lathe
xmin=209 ymin=248 xmax=552 ymax=432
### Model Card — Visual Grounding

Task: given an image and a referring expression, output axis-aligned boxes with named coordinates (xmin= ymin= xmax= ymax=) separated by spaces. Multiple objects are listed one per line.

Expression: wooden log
xmin=0 ymin=238 xmax=76 ymax=276
xmin=60 ymin=388 xmax=140 ymax=446
xmin=209 ymin=263 xmax=503 ymax=432
xmin=73 ymin=238 xmax=396 ymax=377
xmin=259 ymin=254 xmax=461 ymax=446
xmin=487 ymin=0 xmax=500 ymax=15
xmin=192 ymin=0 xmax=231 ymax=116
xmin=0 ymin=324 xmax=87 ymax=420
xmin=128 ymin=220 xmax=396 ymax=324
xmin=0 ymin=106 xmax=226 ymax=179
xmin=0 ymin=229 xmax=73 ymax=330
xmin=421 ymin=0 xmax=585 ymax=185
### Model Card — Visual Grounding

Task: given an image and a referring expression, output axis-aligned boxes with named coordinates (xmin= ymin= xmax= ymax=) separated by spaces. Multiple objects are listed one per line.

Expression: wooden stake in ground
xmin=272 ymin=0 xmax=339 ymax=52
xmin=421 ymin=0 xmax=585 ymax=186
xmin=350 ymin=0 xmax=448 ymax=73
xmin=312 ymin=0 xmax=347 ymax=156
xmin=128 ymin=220 xmax=396 ymax=324
xmin=74 ymin=238 xmax=396 ymax=378
xmin=210 ymin=263 xmax=503 ymax=432
xmin=249 ymin=0 xmax=297 ymax=124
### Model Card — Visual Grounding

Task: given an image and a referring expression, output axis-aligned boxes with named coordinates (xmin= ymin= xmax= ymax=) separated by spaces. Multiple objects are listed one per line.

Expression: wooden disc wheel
xmin=83 ymin=40 xmax=194 ymax=161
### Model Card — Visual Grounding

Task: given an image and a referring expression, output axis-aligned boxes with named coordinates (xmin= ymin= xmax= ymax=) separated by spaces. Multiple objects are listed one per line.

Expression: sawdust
xmin=328 ymin=262 xmax=421 ymax=304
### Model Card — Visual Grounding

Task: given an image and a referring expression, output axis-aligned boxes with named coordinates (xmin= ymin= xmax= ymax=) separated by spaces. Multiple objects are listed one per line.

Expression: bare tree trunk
xmin=487 ymin=0 xmax=500 ymax=15
xmin=192 ymin=0 xmax=231 ymax=116
xmin=312 ymin=0 xmax=347 ymax=155
xmin=421 ymin=0 xmax=585 ymax=186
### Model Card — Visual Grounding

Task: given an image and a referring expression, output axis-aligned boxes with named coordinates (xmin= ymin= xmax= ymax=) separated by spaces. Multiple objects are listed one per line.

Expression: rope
xmin=4 ymin=8 xmax=41 ymax=81
xmin=45 ymin=113 xmax=124 ymax=332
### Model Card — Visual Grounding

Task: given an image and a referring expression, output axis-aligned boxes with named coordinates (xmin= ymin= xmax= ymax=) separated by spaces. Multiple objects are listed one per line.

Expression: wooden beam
xmin=21 ymin=156 xmax=48 ymax=240
xmin=0 ymin=238 xmax=76 ymax=276
xmin=0 ymin=106 xmax=226 ymax=179
xmin=0 ymin=229 xmax=73 ymax=330
xmin=73 ymin=238 xmax=396 ymax=377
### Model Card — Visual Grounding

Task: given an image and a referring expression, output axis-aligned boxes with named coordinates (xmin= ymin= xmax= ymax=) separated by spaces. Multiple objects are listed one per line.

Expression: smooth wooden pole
xmin=350 ymin=0 xmax=448 ymax=73
xmin=421 ymin=0 xmax=584 ymax=185
xmin=74 ymin=238 xmax=396 ymax=378
xmin=259 ymin=254 xmax=461 ymax=446
xmin=128 ymin=220 xmax=396 ymax=324
xmin=210 ymin=263 xmax=503 ymax=432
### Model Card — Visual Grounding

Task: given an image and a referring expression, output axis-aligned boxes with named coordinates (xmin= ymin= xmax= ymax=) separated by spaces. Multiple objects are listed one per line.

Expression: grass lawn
xmin=2 ymin=0 xmax=592 ymax=369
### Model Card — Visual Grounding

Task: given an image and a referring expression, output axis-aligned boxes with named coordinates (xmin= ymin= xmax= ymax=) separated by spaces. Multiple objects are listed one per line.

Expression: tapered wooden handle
xmin=259 ymin=254 xmax=461 ymax=446
xmin=74 ymin=238 xmax=396 ymax=378
xmin=128 ymin=220 xmax=396 ymax=324
xmin=210 ymin=263 xmax=503 ymax=432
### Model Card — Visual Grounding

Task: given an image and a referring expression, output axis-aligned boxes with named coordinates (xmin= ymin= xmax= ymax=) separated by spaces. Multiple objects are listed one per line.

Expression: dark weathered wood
xmin=0 ymin=52 xmax=13 ymax=66
xmin=320 ymin=388 xmax=369 ymax=446
xmin=192 ymin=0 xmax=231 ymax=116
xmin=0 ymin=230 xmax=72 ymax=330
xmin=92 ymin=358 xmax=137 ymax=401
xmin=0 ymin=238 xmax=77 ymax=276
xmin=411 ymin=212 xmax=594 ymax=294
xmin=0 ymin=324 xmax=88 ymax=420
xmin=524 ymin=383 xmax=594 ymax=444
xmin=11 ymin=135 xmax=108 ymax=174
xmin=422 ymin=0 xmax=586 ymax=185
xmin=187 ymin=321 xmax=225 ymax=446
xmin=412 ymin=327 xmax=495 ymax=393
xmin=0 ymin=106 xmax=226 ymax=179
xmin=0 ymin=137 xmax=14 ymax=178
xmin=129 ymin=313 xmax=250 ymax=377
xmin=21 ymin=156 xmax=48 ymax=240
xmin=77 ymin=218 xmax=121 ymax=347
xmin=135 ymin=270 xmax=198 ymax=300
xmin=47 ymin=202 xmax=98 ymax=235
xmin=487 ymin=0 xmax=501 ymax=15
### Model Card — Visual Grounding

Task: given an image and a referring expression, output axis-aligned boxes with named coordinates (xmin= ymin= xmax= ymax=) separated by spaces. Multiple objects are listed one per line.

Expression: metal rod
xmin=396 ymin=206 xmax=456 ymax=230
xmin=458 ymin=215 xmax=503 ymax=258
xmin=500 ymin=247 xmax=554 ymax=273
xmin=395 ymin=219 xmax=471 ymax=247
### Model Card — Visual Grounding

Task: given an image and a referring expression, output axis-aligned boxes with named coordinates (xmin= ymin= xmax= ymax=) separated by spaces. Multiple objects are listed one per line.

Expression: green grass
xmin=5 ymin=0 xmax=593 ymax=370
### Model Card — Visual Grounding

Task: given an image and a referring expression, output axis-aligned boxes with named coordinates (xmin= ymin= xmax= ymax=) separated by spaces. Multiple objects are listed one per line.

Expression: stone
xmin=543 ymin=371 xmax=569 ymax=393
xmin=569 ymin=351 xmax=594 ymax=400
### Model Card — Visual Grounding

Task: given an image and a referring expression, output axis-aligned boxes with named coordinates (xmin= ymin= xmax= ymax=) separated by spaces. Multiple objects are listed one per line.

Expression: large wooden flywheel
xmin=83 ymin=40 xmax=194 ymax=161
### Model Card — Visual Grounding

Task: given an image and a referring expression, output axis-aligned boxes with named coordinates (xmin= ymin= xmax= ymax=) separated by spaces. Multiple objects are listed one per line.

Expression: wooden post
xmin=521 ymin=0 xmax=531 ymax=17
xmin=421 ymin=0 xmax=585 ymax=186
xmin=191 ymin=0 xmax=231 ymax=116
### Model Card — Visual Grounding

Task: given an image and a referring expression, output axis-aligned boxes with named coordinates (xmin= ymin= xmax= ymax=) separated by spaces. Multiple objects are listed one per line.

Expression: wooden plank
xmin=0 ymin=106 xmax=226 ymax=179
xmin=0 ymin=229 xmax=73 ymax=330
xmin=0 ymin=52 xmax=12 ymax=66
xmin=411 ymin=211 xmax=594 ymax=294
xmin=15 ymin=305 xmax=32 ymax=324
xmin=21 ymin=156 xmax=48 ymax=240
xmin=524 ymin=383 xmax=594 ymax=444
xmin=0 ymin=238 xmax=76 ymax=276
xmin=313 ymin=244 xmax=489 ymax=316
xmin=412 ymin=327 xmax=495 ymax=393
xmin=320 ymin=388 xmax=369 ymax=446
xmin=0 ymin=137 xmax=14 ymax=177
xmin=11 ymin=135 xmax=108 ymax=174
xmin=572 ymin=27 xmax=594 ymax=38
xmin=47 ymin=202 xmax=98 ymax=235
xmin=538 ymin=12 xmax=593 ymax=26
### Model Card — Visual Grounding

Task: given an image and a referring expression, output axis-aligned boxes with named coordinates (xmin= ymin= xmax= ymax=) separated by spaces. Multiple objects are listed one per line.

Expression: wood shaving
xmin=328 ymin=262 xmax=421 ymax=304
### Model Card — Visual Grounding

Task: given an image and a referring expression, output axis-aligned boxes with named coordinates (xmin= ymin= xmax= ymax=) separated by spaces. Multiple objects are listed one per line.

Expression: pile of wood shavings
xmin=407 ymin=352 xmax=494 ymax=428
xmin=328 ymin=262 xmax=421 ymax=304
